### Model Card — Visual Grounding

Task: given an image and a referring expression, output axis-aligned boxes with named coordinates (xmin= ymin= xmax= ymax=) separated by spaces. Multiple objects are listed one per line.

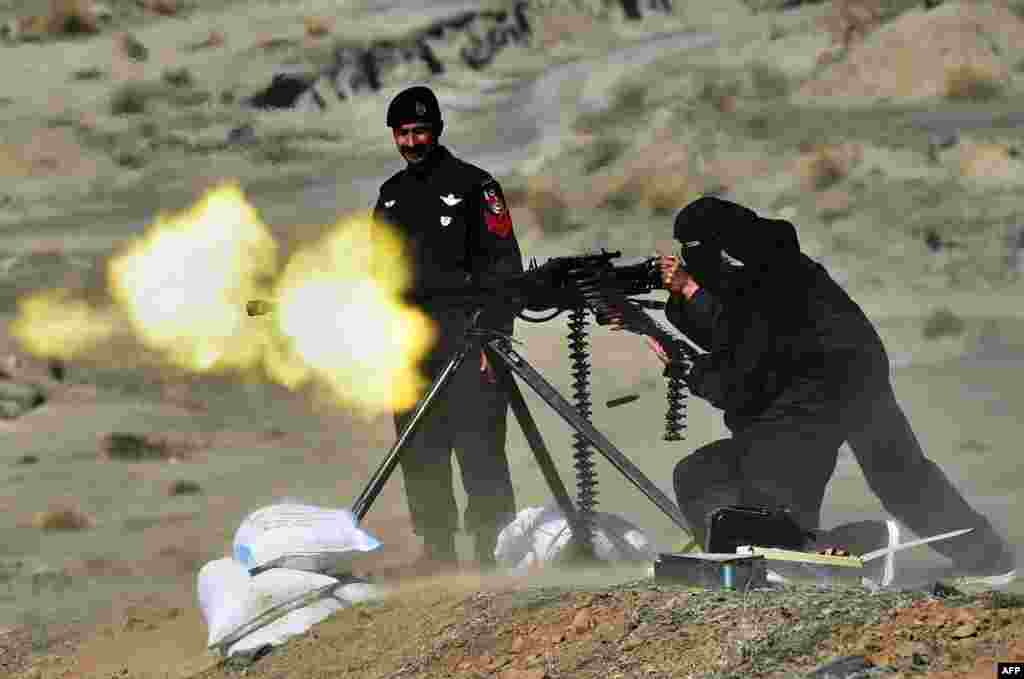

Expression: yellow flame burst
xmin=10 ymin=289 xmax=119 ymax=358
xmin=107 ymin=181 xmax=278 ymax=373
xmin=10 ymin=181 xmax=438 ymax=417
xmin=264 ymin=213 xmax=437 ymax=415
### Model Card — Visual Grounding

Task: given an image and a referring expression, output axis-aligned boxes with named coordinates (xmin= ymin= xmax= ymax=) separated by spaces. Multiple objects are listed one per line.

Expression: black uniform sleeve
xmin=664 ymin=287 xmax=719 ymax=351
xmin=664 ymin=281 xmax=785 ymax=413
xmin=471 ymin=176 xmax=524 ymax=335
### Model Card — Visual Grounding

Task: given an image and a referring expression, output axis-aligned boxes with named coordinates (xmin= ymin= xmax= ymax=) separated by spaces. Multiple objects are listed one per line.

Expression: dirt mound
xmin=957 ymin=140 xmax=1024 ymax=184
xmin=799 ymin=1 xmax=1024 ymax=101
xmin=92 ymin=579 xmax=1016 ymax=679
xmin=0 ymin=128 xmax=98 ymax=179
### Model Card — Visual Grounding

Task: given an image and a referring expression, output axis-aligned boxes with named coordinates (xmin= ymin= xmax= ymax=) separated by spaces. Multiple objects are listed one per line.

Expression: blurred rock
xmin=922 ymin=307 xmax=965 ymax=340
xmin=959 ymin=141 xmax=1023 ymax=185
xmin=18 ymin=0 xmax=105 ymax=39
xmin=167 ymin=479 xmax=202 ymax=496
xmin=118 ymin=32 xmax=149 ymax=61
xmin=227 ymin=124 xmax=257 ymax=146
xmin=304 ymin=16 xmax=332 ymax=39
xmin=805 ymin=655 xmax=889 ymax=678
xmin=243 ymin=71 xmax=327 ymax=112
xmin=923 ymin=228 xmax=960 ymax=253
xmin=101 ymin=432 xmax=166 ymax=461
xmin=99 ymin=431 xmax=207 ymax=462
xmin=0 ymin=380 xmax=46 ymax=414
xmin=70 ymin=66 xmax=105 ymax=81
xmin=14 ymin=454 xmax=39 ymax=465
xmin=139 ymin=0 xmax=180 ymax=17
xmin=161 ymin=66 xmax=193 ymax=87
xmin=92 ymin=2 xmax=112 ymax=22
xmin=32 ymin=507 xmax=93 ymax=532
xmin=928 ymin=131 xmax=959 ymax=151
xmin=0 ymin=401 xmax=27 ymax=419
xmin=47 ymin=360 xmax=65 ymax=382
xmin=927 ymin=580 xmax=962 ymax=598
xmin=792 ymin=143 xmax=862 ymax=192
xmin=926 ymin=130 xmax=958 ymax=163
xmin=184 ymin=29 xmax=225 ymax=52
xmin=1007 ymin=223 xmax=1024 ymax=278
xmin=714 ymin=93 xmax=737 ymax=114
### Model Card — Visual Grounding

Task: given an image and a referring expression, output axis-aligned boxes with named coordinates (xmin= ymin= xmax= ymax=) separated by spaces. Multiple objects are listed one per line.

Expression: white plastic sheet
xmin=495 ymin=506 xmax=657 ymax=574
xmin=232 ymin=503 xmax=382 ymax=573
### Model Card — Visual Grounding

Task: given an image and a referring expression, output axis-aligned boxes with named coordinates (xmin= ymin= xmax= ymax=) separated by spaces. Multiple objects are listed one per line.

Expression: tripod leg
xmin=487 ymin=347 xmax=591 ymax=558
xmin=486 ymin=338 xmax=692 ymax=537
xmin=350 ymin=341 xmax=476 ymax=523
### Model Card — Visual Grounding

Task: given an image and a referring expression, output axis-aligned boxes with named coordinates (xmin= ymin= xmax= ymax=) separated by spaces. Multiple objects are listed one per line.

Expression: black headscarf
xmin=672 ymin=196 xmax=803 ymax=294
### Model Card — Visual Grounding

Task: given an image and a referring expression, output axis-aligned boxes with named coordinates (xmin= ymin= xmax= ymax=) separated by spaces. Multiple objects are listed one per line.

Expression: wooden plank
xmin=736 ymin=546 xmax=865 ymax=569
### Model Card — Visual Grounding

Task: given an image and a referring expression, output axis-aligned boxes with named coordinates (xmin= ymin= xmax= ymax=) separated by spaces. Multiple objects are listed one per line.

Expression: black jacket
xmin=372 ymin=145 xmax=524 ymax=362
xmin=664 ymin=198 xmax=889 ymax=431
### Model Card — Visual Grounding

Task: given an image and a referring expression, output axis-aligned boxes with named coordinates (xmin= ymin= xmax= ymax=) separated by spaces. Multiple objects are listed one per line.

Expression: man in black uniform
xmin=371 ymin=86 xmax=523 ymax=573
xmin=647 ymin=196 xmax=1015 ymax=584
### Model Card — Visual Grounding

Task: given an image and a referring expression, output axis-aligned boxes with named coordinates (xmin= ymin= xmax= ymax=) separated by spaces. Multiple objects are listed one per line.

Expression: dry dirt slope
xmin=6 ymin=572 xmax=1024 ymax=679
xmin=183 ymin=575 xmax=1024 ymax=679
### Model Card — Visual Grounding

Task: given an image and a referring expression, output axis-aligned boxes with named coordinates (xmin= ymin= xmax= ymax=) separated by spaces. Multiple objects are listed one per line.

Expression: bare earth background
xmin=1 ymin=0 xmax=1024 ymax=677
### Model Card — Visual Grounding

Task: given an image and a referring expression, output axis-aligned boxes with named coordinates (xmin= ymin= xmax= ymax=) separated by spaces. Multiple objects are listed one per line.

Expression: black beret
xmin=386 ymin=85 xmax=443 ymax=134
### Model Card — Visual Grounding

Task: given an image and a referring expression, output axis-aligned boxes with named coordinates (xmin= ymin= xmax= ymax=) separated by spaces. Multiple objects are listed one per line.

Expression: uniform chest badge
xmin=440 ymin=194 xmax=462 ymax=206
xmin=440 ymin=215 xmax=452 ymax=227
xmin=384 ymin=199 xmax=396 ymax=208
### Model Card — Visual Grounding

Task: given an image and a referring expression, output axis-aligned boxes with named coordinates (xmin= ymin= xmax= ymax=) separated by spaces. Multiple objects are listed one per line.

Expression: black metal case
xmin=704 ymin=505 xmax=813 ymax=554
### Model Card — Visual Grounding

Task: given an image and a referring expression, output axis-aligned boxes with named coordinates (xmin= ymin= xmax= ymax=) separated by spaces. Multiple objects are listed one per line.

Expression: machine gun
xmin=405 ymin=249 xmax=704 ymax=430
xmin=247 ymin=250 xmax=708 ymax=564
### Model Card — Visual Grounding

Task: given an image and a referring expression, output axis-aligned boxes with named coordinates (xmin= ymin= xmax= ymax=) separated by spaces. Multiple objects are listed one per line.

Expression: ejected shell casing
xmin=246 ymin=300 xmax=275 ymax=316
xmin=606 ymin=394 xmax=640 ymax=408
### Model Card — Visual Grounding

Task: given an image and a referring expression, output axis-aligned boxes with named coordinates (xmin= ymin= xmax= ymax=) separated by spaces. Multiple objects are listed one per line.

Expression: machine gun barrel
xmin=244 ymin=250 xmax=703 ymax=359
xmin=403 ymin=251 xmax=663 ymax=315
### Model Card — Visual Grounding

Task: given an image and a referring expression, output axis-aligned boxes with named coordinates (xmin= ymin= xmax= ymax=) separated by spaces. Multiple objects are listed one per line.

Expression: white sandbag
xmin=198 ymin=557 xmax=386 ymax=656
xmin=232 ymin=502 xmax=382 ymax=573
xmin=225 ymin=597 xmax=347 ymax=656
xmin=198 ymin=558 xmax=255 ymax=648
xmin=224 ymin=581 xmax=387 ymax=656
xmin=495 ymin=506 xmax=657 ymax=574
xmin=198 ymin=558 xmax=338 ymax=649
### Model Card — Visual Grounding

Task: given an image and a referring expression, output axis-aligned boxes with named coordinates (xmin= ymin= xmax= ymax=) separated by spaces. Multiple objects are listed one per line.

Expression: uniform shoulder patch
xmin=481 ymin=180 xmax=513 ymax=239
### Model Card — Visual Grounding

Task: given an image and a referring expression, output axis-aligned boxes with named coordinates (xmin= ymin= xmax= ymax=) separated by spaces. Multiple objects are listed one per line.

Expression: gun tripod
xmin=351 ymin=309 xmax=693 ymax=563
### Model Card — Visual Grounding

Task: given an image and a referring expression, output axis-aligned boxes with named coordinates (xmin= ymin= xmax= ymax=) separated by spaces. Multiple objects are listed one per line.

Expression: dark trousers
xmin=674 ymin=379 xmax=1011 ymax=571
xmin=394 ymin=351 xmax=516 ymax=547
